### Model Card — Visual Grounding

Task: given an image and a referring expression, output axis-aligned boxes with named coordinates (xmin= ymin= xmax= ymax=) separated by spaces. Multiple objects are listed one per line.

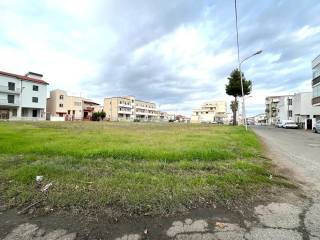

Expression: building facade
xmin=311 ymin=55 xmax=320 ymax=122
xmin=191 ymin=101 xmax=227 ymax=123
xmin=292 ymin=92 xmax=319 ymax=129
xmin=46 ymin=89 xmax=100 ymax=121
xmin=0 ymin=71 xmax=48 ymax=120
xmin=103 ymin=96 xmax=159 ymax=121
xmin=265 ymin=95 xmax=293 ymax=124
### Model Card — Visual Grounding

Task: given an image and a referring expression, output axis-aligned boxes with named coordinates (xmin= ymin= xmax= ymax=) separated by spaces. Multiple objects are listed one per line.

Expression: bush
xmin=91 ymin=111 xmax=106 ymax=121
xmin=91 ymin=112 xmax=100 ymax=121
xmin=100 ymin=111 xmax=106 ymax=120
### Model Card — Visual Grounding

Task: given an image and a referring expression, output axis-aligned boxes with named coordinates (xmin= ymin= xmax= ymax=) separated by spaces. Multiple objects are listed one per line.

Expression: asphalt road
xmin=252 ymin=126 xmax=320 ymax=192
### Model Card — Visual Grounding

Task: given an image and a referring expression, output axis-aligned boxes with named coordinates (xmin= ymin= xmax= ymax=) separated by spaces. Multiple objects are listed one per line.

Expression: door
xmin=307 ymin=119 xmax=312 ymax=130
xmin=0 ymin=110 xmax=9 ymax=119
xmin=32 ymin=109 xmax=38 ymax=117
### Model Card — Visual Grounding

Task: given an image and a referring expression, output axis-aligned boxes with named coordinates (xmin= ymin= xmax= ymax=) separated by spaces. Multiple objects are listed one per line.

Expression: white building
xmin=252 ymin=113 xmax=267 ymax=125
xmin=293 ymin=92 xmax=319 ymax=129
xmin=277 ymin=95 xmax=293 ymax=122
xmin=265 ymin=95 xmax=293 ymax=124
xmin=311 ymin=55 xmax=320 ymax=120
xmin=191 ymin=101 xmax=227 ymax=123
xmin=0 ymin=70 xmax=48 ymax=120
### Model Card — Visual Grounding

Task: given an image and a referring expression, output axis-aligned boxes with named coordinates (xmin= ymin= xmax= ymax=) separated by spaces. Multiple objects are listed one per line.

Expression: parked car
xmin=275 ymin=120 xmax=284 ymax=128
xmin=283 ymin=120 xmax=298 ymax=129
xmin=313 ymin=120 xmax=320 ymax=133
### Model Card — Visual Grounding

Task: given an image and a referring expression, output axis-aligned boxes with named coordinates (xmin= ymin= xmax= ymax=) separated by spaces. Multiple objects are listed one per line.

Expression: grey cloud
xmin=84 ymin=0 xmax=320 ymax=115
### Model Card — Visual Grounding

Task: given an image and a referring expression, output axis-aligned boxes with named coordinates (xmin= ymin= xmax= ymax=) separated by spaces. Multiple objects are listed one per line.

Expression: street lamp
xmin=234 ymin=0 xmax=262 ymax=130
xmin=239 ymin=50 xmax=262 ymax=131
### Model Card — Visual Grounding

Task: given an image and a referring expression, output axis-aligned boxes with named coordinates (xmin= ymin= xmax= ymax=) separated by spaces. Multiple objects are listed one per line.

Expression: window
xmin=32 ymin=97 xmax=38 ymax=103
xmin=59 ymin=95 xmax=64 ymax=100
xmin=33 ymin=85 xmax=39 ymax=91
xmin=8 ymin=82 xmax=15 ymax=91
xmin=68 ymin=110 xmax=71 ymax=114
xmin=7 ymin=95 xmax=14 ymax=104
xmin=289 ymin=110 xmax=292 ymax=117
xmin=22 ymin=108 xmax=28 ymax=117
xmin=59 ymin=104 xmax=63 ymax=107
xmin=288 ymin=99 xmax=292 ymax=105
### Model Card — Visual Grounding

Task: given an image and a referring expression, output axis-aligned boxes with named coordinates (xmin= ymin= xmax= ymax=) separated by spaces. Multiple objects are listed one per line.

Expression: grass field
xmin=0 ymin=121 xmax=290 ymax=216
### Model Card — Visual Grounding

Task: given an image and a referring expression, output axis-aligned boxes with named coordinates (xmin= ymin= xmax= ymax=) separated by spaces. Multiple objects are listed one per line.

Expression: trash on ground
xmin=41 ymin=182 xmax=53 ymax=193
xmin=36 ymin=176 xmax=43 ymax=182
xmin=215 ymin=222 xmax=225 ymax=228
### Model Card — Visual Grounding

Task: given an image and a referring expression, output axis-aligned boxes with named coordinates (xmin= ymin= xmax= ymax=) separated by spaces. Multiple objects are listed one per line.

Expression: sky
xmin=1 ymin=0 xmax=320 ymax=116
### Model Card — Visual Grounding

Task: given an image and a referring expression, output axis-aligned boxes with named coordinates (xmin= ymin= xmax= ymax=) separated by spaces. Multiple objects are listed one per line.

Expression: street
xmin=252 ymin=126 xmax=320 ymax=192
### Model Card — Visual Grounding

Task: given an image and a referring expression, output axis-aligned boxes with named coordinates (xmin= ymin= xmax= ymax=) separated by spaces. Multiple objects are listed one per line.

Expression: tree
xmin=226 ymin=69 xmax=252 ymax=125
xmin=91 ymin=112 xmax=100 ymax=121
xmin=100 ymin=111 xmax=106 ymax=120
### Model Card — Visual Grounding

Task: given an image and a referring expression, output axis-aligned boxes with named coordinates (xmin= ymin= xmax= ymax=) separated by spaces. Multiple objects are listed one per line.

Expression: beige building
xmin=104 ymin=96 xmax=160 ymax=121
xmin=46 ymin=89 xmax=100 ymax=121
xmin=191 ymin=100 xmax=227 ymax=123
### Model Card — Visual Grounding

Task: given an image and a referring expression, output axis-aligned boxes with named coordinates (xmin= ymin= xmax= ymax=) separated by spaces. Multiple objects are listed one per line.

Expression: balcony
xmin=312 ymin=96 xmax=320 ymax=106
xmin=119 ymin=103 xmax=132 ymax=108
xmin=312 ymin=54 xmax=320 ymax=69
xmin=0 ymin=85 xmax=21 ymax=94
xmin=312 ymin=75 xmax=320 ymax=86
xmin=0 ymin=99 xmax=19 ymax=107
xmin=118 ymin=110 xmax=132 ymax=114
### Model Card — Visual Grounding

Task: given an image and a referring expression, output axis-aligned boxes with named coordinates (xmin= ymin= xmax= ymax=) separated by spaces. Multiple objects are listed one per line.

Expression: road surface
xmin=252 ymin=126 xmax=320 ymax=192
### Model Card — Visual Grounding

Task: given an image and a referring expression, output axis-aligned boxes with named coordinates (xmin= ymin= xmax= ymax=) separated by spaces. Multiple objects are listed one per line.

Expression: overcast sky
xmin=1 ymin=0 xmax=320 ymax=116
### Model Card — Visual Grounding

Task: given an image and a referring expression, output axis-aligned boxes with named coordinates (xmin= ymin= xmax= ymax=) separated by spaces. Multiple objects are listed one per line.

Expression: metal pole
xmin=234 ymin=0 xmax=247 ymax=130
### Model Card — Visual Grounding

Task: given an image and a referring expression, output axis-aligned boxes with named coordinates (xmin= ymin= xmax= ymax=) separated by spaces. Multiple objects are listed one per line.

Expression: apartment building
xmin=311 ymin=55 xmax=320 ymax=122
xmin=0 ymin=70 xmax=48 ymax=120
xmin=292 ymin=92 xmax=319 ymax=129
xmin=191 ymin=101 xmax=227 ymax=123
xmin=46 ymin=89 xmax=100 ymax=121
xmin=277 ymin=95 xmax=293 ymax=121
xmin=159 ymin=111 xmax=174 ymax=121
xmin=103 ymin=96 xmax=159 ymax=121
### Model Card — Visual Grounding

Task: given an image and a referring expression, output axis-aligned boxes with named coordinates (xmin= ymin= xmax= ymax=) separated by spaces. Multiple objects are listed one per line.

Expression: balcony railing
xmin=0 ymin=99 xmax=19 ymax=106
xmin=312 ymin=96 xmax=320 ymax=105
xmin=0 ymin=85 xmax=21 ymax=94
xmin=119 ymin=103 xmax=132 ymax=108
xmin=312 ymin=75 xmax=320 ymax=86
xmin=312 ymin=54 xmax=320 ymax=69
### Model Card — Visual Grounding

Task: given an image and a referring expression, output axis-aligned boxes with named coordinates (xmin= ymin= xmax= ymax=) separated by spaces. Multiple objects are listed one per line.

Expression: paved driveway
xmin=252 ymin=126 xmax=320 ymax=192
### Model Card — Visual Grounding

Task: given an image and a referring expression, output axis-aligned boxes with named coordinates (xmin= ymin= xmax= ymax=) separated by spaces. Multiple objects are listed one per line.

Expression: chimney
xmin=25 ymin=72 xmax=43 ymax=79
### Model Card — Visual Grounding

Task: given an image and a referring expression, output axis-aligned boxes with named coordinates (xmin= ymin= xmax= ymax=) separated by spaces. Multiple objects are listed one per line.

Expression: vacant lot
xmin=0 ymin=122 xmax=289 ymax=216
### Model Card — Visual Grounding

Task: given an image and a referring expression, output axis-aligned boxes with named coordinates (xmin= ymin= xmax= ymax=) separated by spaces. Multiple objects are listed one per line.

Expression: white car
xmin=283 ymin=120 xmax=298 ymax=129
xmin=275 ymin=121 xmax=284 ymax=128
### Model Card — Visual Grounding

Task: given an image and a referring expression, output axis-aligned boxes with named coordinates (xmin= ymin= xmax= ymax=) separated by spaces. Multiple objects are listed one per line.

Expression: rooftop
xmin=0 ymin=70 xmax=49 ymax=85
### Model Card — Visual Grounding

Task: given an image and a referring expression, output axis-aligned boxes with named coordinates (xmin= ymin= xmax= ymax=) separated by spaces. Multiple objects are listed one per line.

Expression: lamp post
xmin=239 ymin=51 xmax=262 ymax=130
xmin=234 ymin=0 xmax=262 ymax=131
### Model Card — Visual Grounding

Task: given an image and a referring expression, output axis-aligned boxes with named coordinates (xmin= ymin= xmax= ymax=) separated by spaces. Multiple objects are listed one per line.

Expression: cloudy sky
xmin=1 ymin=0 xmax=320 ymax=116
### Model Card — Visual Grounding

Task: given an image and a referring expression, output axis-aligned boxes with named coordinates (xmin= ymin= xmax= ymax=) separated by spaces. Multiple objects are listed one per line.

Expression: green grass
xmin=0 ymin=121 xmax=290 ymax=216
